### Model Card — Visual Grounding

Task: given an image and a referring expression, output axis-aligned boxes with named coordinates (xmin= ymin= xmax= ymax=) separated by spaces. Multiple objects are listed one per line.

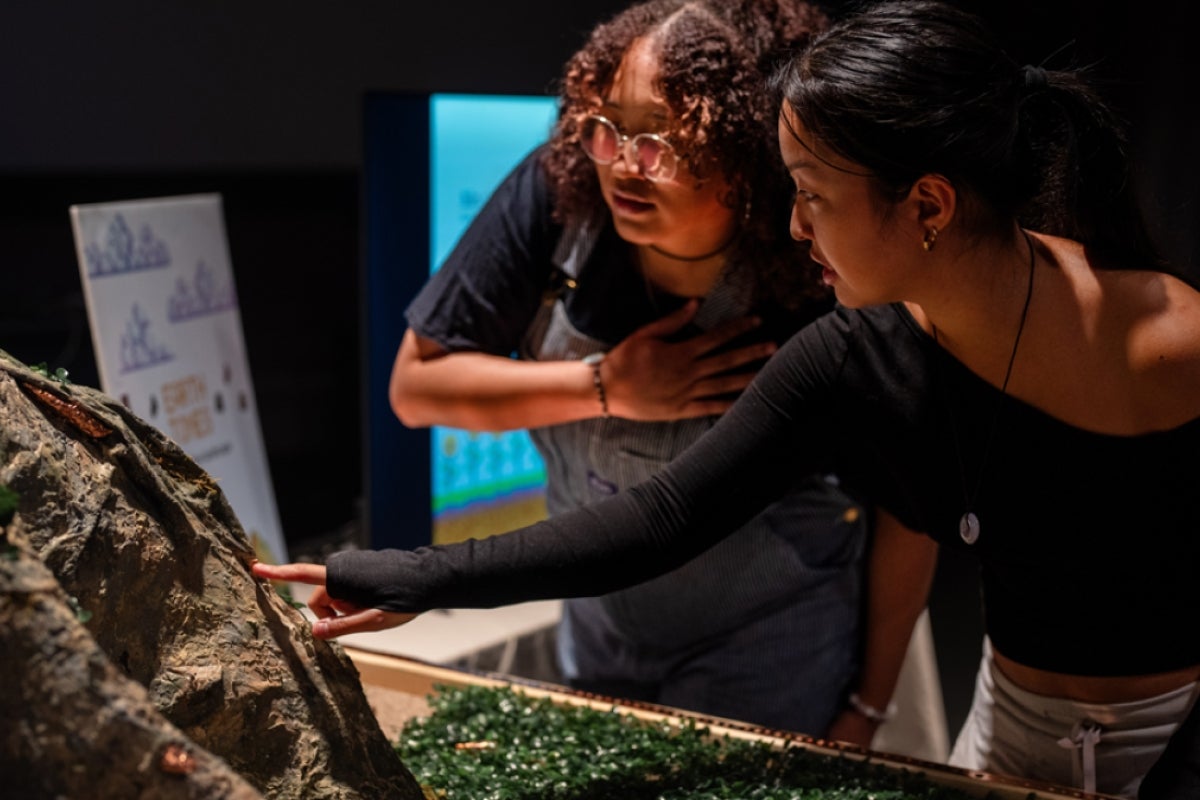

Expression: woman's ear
xmin=907 ymin=173 xmax=957 ymax=232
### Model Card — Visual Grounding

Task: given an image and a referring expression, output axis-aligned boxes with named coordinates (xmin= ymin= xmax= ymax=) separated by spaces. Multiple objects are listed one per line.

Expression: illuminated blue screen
xmin=428 ymin=94 xmax=559 ymax=541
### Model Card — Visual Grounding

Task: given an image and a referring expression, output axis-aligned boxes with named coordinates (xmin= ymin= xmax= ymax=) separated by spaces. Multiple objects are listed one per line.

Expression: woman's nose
xmin=610 ymin=138 xmax=642 ymax=178
xmin=790 ymin=203 xmax=813 ymax=242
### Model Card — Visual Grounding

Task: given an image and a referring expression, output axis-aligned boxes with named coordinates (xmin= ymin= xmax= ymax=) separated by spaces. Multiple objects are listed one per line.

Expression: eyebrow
xmin=600 ymin=100 xmax=669 ymax=119
xmin=784 ymin=157 xmax=820 ymax=172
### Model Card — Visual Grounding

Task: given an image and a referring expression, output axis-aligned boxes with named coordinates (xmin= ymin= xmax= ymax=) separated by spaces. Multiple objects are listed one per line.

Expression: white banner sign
xmin=70 ymin=193 xmax=288 ymax=564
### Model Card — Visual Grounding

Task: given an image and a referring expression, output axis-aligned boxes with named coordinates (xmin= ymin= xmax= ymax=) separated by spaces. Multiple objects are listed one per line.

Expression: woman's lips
xmin=809 ymin=251 xmax=836 ymax=284
xmin=611 ymin=192 xmax=654 ymax=215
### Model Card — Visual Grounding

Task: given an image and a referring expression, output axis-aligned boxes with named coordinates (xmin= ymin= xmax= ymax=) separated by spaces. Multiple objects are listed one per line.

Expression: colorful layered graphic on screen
xmin=429 ymin=94 xmax=559 ymax=544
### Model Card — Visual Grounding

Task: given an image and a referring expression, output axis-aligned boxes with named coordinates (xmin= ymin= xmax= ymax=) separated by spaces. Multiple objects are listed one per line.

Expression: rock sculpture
xmin=0 ymin=350 xmax=423 ymax=799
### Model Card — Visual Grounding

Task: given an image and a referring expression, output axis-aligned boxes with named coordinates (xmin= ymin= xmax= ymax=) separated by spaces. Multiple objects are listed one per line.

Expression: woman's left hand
xmin=251 ymin=562 xmax=418 ymax=639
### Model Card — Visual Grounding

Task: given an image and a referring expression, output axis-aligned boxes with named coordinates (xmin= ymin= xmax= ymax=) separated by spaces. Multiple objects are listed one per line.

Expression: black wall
xmin=0 ymin=2 xmax=634 ymax=171
xmin=1 ymin=1 xmax=630 ymax=545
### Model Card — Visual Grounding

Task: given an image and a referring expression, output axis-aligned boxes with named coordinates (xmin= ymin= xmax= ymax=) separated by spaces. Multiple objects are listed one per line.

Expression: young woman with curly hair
xmin=541 ymin=0 xmax=827 ymax=311
xmin=356 ymin=0 xmax=940 ymax=744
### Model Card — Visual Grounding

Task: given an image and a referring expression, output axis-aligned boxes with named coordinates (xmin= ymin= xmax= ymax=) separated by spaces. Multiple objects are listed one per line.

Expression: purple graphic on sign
xmin=119 ymin=303 xmax=174 ymax=373
xmin=167 ymin=261 xmax=238 ymax=322
xmin=85 ymin=213 xmax=171 ymax=277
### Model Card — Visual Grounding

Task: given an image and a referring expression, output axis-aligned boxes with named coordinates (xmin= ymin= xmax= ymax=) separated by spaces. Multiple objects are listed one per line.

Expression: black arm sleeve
xmin=327 ymin=311 xmax=851 ymax=612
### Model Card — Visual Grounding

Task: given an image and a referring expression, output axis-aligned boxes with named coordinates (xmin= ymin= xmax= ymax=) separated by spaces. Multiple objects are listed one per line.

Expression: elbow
xmin=389 ymin=349 xmax=434 ymax=428
xmin=389 ymin=383 xmax=430 ymax=429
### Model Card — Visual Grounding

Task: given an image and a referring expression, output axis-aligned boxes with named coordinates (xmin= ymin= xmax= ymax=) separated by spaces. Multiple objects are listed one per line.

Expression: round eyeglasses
xmin=579 ymin=114 xmax=678 ymax=182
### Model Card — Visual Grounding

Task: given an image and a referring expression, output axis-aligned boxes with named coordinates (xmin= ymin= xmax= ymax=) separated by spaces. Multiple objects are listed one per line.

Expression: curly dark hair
xmin=542 ymin=0 xmax=831 ymax=308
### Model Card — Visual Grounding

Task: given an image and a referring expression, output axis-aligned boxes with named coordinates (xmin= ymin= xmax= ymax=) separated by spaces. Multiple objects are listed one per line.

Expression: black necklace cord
xmin=932 ymin=231 xmax=1037 ymax=544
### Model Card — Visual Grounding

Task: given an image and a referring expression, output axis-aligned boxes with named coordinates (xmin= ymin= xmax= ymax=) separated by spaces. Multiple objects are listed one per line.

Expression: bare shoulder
xmin=1105 ymin=268 xmax=1200 ymax=423
xmin=1038 ymin=235 xmax=1197 ymax=341
xmin=1023 ymin=234 xmax=1199 ymax=430
xmin=1113 ymin=269 xmax=1200 ymax=360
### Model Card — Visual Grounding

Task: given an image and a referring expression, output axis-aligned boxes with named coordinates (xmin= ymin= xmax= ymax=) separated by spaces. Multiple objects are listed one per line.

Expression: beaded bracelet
xmin=847 ymin=693 xmax=896 ymax=724
xmin=582 ymin=352 xmax=609 ymax=418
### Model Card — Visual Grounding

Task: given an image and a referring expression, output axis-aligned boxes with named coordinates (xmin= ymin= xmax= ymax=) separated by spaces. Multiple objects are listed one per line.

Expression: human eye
xmin=792 ymin=185 xmax=819 ymax=203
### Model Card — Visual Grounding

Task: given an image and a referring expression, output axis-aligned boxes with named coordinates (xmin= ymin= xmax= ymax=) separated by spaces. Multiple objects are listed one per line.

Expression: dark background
xmin=1 ymin=1 xmax=1195 ymax=736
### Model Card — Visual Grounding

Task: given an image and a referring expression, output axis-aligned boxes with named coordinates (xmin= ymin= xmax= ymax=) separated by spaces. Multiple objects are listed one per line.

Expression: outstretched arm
xmin=264 ymin=316 xmax=849 ymax=629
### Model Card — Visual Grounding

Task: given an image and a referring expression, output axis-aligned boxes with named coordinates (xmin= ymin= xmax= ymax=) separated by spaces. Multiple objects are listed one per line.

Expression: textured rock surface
xmin=0 ymin=350 xmax=423 ymax=799
xmin=0 ymin=521 xmax=265 ymax=800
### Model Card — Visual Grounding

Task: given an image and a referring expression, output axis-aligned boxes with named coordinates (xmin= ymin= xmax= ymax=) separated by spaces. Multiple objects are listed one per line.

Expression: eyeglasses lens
xmin=634 ymin=137 xmax=669 ymax=179
xmin=582 ymin=116 xmax=619 ymax=162
xmin=581 ymin=116 xmax=675 ymax=181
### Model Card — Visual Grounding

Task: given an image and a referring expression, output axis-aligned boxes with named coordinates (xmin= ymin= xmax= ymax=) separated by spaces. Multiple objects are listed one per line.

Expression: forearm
xmin=390 ymin=331 xmax=603 ymax=431
xmin=853 ymin=510 xmax=938 ymax=717
xmin=332 ymin=378 xmax=804 ymax=613
xmin=328 ymin=484 xmax=693 ymax=612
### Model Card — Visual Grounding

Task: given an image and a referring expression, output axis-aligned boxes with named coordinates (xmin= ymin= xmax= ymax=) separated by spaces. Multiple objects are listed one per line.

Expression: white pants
xmin=950 ymin=639 xmax=1199 ymax=799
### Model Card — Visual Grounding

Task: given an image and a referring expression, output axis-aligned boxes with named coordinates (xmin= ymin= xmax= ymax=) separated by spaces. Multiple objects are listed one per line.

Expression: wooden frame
xmin=345 ymin=645 xmax=1118 ymax=800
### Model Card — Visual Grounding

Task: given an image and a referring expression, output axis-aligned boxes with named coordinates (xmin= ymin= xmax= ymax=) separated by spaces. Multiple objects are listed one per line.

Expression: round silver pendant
xmin=959 ymin=512 xmax=981 ymax=545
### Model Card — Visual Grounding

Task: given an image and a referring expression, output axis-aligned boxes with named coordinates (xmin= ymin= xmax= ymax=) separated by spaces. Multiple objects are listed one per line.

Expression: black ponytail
xmin=1016 ymin=68 xmax=1164 ymax=268
xmin=773 ymin=0 xmax=1163 ymax=269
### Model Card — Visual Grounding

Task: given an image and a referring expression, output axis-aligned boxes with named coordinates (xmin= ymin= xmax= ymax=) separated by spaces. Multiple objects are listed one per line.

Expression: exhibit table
xmin=344 ymin=645 xmax=1118 ymax=800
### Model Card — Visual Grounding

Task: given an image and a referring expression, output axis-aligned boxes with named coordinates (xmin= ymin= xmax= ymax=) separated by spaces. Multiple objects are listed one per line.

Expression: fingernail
xmin=312 ymin=620 xmax=328 ymax=638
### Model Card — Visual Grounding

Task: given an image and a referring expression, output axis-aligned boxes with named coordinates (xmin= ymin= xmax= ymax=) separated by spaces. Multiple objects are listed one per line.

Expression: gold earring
xmin=922 ymin=226 xmax=939 ymax=252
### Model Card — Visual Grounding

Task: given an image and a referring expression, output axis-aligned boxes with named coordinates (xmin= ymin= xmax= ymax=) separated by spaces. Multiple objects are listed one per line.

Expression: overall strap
xmin=551 ymin=214 xmax=602 ymax=282
xmin=522 ymin=214 xmax=604 ymax=360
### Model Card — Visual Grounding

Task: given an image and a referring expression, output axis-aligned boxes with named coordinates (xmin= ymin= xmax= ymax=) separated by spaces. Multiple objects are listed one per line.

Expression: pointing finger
xmin=252 ymin=562 xmax=327 ymax=585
